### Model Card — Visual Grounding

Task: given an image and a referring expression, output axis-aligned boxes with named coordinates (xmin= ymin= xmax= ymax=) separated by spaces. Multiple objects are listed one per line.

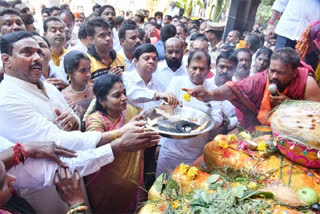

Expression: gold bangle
xmin=66 ymin=205 xmax=88 ymax=214
xmin=70 ymin=202 xmax=85 ymax=210
xmin=113 ymin=130 xmax=117 ymax=140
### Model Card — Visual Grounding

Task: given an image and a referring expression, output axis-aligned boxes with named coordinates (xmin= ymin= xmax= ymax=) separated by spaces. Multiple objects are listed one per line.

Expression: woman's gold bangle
xmin=66 ymin=205 xmax=88 ymax=214
xmin=113 ymin=130 xmax=117 ymax=140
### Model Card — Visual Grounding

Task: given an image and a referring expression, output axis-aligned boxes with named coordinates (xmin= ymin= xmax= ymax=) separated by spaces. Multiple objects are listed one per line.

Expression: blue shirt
xmin=154 ymin=40 xmax=165 ymax=61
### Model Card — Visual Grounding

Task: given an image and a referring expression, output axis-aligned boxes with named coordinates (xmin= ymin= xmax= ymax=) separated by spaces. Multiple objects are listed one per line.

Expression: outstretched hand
xmin=111 ymin=127 xmax=160 ymax=154
xmin=182 ymin=86 xmax=213 ymax=102
xmin=24 ymin=141 xmax=77 ymax=167
xmin=155 ymin=92 xmax=182 ymax=108
xmin=54 ymin=168 xmax=84 ymax=208
xmin=119 ymin=115 xmax=146 ymax=136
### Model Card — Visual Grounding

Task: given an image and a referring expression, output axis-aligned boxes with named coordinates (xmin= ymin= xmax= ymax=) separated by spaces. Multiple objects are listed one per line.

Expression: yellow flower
xmin=172 ymin=200 xmax=181 ymax=210
xmin=227 ymin=134 xmax=238 ymax=142
xmin=187 ymin=166 xmax=199 ymax=180
xmin=179 ymin=163 xmax=190 ymax=175
xmin=257 ymin=141 xmax=266 ymax=152
xmin=239 ymin=131 xmax=252 ymax=140
xmin=248 ymin=181 xmax=258 ymax=189
xmin=234 ymin=182 xmax=241 ymax=187
xmin=183 ymin=185 xmax=192 ymax=193
xmin=218 ymin=141 xmax=229 ymax=149
xmin=183 ymin=93 xmax=191 ymax=102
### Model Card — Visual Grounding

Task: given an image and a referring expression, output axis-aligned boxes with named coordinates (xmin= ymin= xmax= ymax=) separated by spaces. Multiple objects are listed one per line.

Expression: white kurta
xmin=118 ymin=49 xmax=136 ymax=72
xmin=156 ymin=75 xmax=223 ymax=177
xmin=122 ymin=69 xmax=165 ymax=110
xmin=272 ymin=0 xmax=320 ymax=41
xmin=153 ymin=61 xmax=188 ymax=90
xmin=0 ymin=74 xmax=115 ymax=213
xmin=0 ymin=136 xmax=113 ymax=189
xmin=113 ymin=28 xmax=122 ymax=52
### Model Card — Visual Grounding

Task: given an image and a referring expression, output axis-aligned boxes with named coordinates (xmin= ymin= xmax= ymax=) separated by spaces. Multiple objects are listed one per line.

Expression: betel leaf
xmin=153 ymin=173 xmax=166 ymax=192
xmin=207 ymin=174 xmax=220 ymax=184
xmin=235 ymin=177 xmax=247 ymax=183
xmin=190 ymin=189 xmax=211 ymax=207
xmin=208 ymin=180 xmax=223 ymax=190
xmin=231 ymin=185 xmax=247 ymax=198
xmin=201 ymin=190 xmax=210 ymax=204
xmin=241 ymin=190 xmax=274 ymax=200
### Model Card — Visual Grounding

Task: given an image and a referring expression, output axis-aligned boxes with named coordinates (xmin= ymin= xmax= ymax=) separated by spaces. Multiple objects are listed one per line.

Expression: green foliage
xmin=213 ymin=0 xmax=223 ymax=21
xmin=176 ymin=0 xmax=204 ymax=17
xmin=255 ymin=0 xmax=275 ymax=25
xmin=188 ymin=185 xmax=274 ymax=213
xmin=149 ymin=170 xmax=274 ymax=214
xmin=261 ymin=0 xmax=275 ymax=6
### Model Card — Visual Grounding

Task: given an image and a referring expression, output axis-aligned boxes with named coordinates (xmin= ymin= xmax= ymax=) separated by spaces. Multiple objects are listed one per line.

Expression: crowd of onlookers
xmin=0 ymin=0 xmax=319 ymax=213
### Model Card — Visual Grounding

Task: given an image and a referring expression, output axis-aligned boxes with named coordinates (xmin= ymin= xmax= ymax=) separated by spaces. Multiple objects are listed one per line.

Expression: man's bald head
xmin=192 ymin=36 xmax=209 ymax=52
xmin=226 ymin=30 xmax=240 ymax=44
xmin=165 ymin=37 xmax=183 ymax=50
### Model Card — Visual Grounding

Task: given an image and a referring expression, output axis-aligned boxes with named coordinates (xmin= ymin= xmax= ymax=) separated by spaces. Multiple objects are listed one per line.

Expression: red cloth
xmin=150 ymin=28 xmax=160 ymax=45
xmin=225 ymin=62 xmax=312 ymax=131
xmin=206 ymin=71 xmax=214 ymax=79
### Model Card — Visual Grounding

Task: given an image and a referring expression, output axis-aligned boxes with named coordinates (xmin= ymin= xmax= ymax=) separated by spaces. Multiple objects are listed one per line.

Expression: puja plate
xmin=140 ymin=105 xmax=216 ymax=139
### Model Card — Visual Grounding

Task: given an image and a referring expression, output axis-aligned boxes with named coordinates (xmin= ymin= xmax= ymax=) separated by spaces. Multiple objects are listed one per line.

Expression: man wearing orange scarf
xmin=184 ymin=48 xmax=320 ymax=131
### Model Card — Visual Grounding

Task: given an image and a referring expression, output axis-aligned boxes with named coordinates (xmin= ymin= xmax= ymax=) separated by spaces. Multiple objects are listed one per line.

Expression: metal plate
xmin=140 ymin=105 xmax=216 ymax=139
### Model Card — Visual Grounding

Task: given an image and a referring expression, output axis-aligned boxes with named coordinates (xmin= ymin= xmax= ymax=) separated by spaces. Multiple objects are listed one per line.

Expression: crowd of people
xmin=0 ymin=0 xmax=319 ymax=213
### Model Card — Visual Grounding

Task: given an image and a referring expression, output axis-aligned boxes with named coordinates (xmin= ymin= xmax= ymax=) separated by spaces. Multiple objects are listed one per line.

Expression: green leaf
xmin=235 ymin=177 xmax=247 ymax=183
xmin=153 ymin=173 xmax=167 ymax=192
xmin=208 ymin=180 xmax=223 ymax=190
xmin=231 ymin=185 xmax=247 ymax=198
xmin=201 ymin=190 xmax=210 ymax=204
xmin=241 ymin=190 xmax=274 ymax=200
xmin=207 ymin=174 xmax=220 ymax=184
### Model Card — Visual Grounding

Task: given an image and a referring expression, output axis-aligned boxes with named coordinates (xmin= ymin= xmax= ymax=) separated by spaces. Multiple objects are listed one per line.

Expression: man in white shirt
xmin=0 ymin=31 xmax=160 ymax=213
xmin=118 ymin=24 xmax=139 ymax=72
xmin=154 ymin=37 xmax=187 ymax=89
xmin=156 ymin=50 xmax=223 ymax=177
xmin=123 ymin=44 xmax=180 ymax=110
xmin=166 ymin=1 xmax=180 ymax=17
xmin=214 ymin=51 xmax=238 ymax=133
xmin=269 ymin=0 xmax=320 ymax=50
xmin=123 ymin=43 xmax=181 ymax=190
